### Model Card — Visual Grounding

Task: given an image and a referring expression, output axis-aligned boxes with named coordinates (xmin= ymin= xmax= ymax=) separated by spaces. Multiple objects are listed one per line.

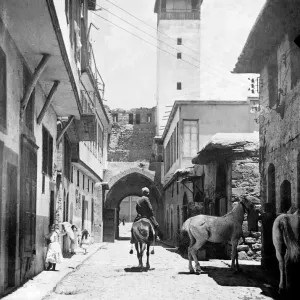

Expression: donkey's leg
xmin=146 ymin=243 xmax=150 ymax=269
xmin=275 ymin=249 xmax=285 ymax=293
xmin=190 ymin=226 xmax=208 ymax=274
xmin=138 ymin=242 xmax=144 ymax=268
xmin=284 ymin=251 xmax=290 ymax=291
xmin=135 ymin=243 xmax=140 ymax=267
xmin=231 ymin=238 xmax=239 ymax=271
xmin=187 ymin=228 xmax=196 ymax=273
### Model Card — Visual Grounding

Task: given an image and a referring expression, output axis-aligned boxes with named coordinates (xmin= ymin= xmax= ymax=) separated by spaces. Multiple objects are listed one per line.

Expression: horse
xmin=272 ymin=209 xmax=300 ymax=294
xmin=180 ymin=197 xmax=259 ymax=274
xmin=131 ymin=218 xmax=155 ymax=269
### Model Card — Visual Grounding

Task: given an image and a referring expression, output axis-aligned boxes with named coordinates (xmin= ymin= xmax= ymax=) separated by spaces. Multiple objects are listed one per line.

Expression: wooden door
xmin=103 ymin=208 xmax=116 ymax=243
xmin=4 ymin=163 xmax=17 ymax=289
xmin=20 ymin=136 xmax=37 ymax=260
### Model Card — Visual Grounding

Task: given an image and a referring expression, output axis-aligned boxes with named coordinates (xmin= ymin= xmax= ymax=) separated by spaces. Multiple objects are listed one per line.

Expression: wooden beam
xmin=37 ymin=81 xmax=60 ymax=125
xmin=56 ymin=116 xmax=75 ymax=145
xmin=21 ymin=54 xmax=51 ymax=117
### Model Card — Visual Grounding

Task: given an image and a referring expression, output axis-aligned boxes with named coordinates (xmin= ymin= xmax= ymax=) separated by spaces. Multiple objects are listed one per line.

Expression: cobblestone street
xmin=43 ymin=234 xmax=279 ymax=300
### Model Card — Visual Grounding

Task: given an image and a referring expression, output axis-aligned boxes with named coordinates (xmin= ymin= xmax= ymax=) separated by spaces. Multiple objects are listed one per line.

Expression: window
xmin=267 ymin=164 xmax=276 ymax=213
xmin=71 ymin=166 xmax=73 ymax=183
xmin=92 ymin=182 xmax=94 ymax=194
xmin=0 ymin=46 xmax=7 ymax=131
xmin=177 ymin=38 xmax=182 ymax=45
xmin=83 ymin=174 xmax=85 ymax=190
xmin=112 ymin=113 xmax=118 ymax=122
xmin=147 ymin=113 xmax=152 ymax=123
xmin=88 ymin=179 xmax=90 ymax=192
xmin=177 ymin=53 xmax=182 ymax=59
xmin=23 ymin=65 xmax=35 ymax=132
xmin=77 ymin=170 xmax=80 ymax=187
xmin=42 ymin=126 xmax=53 ymax=177
xmin=177 ymin=82 xmax=182 ymax=90
xmin=129 ymin=113 xmax=134 ymax=124
xmin=280 ymin=180 xmax=291 ymax=213
xmin=64 ymin=136 xmax=71 ymax=180
xmin=136 ymin=113 xmax=141 ymax=124
xmin=192 ymin=0 xmax=199 ymax=10
xmin=183 ymin=120 xmax=198 ymax=157
xmin=291 ymin=35 xmax=300 ymax=89
xmin=267 ymin=62 xmax=278 ymax=108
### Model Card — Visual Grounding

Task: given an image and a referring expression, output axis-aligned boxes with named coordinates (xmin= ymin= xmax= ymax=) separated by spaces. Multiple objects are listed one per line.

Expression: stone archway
xmin=105 ymin=169 xmax=163 ymax=239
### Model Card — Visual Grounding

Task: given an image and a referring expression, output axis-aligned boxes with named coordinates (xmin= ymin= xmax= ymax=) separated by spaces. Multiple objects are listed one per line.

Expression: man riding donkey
xmin=129 ymin=187 xmax=163 ymax=254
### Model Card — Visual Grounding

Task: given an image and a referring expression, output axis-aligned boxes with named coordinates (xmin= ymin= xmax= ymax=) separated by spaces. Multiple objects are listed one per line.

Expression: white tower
xmin=154 ymin=0 xmax=201 ymax=135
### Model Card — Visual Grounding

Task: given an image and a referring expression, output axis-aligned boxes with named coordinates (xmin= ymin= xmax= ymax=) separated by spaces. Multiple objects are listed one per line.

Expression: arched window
xmin=280 ymin=180 xmax=291 ymax=213
xmin=267 ymin=164 xmax=276 ymax=213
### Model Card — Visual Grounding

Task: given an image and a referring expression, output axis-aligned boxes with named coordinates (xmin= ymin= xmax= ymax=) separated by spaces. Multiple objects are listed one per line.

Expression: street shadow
xmin=118 ymin=237 xmax=130 ymax=241
xmin=63 ymin=252 xmax=76 ymax=259
xmin=124 ymin=267 xmax=155 ymax=273
xmin=180 ymin=264 xmax=280 ymax=299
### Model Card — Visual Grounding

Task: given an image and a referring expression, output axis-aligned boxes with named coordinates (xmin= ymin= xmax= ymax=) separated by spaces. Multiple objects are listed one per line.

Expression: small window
xmin=112 ymin=113 xmax=118 ymax=122
xmin=88 ymin=179 xmax=90 ymax=192
xmin=177 ymin=38 xmax=182 ymax=45
xmin=177 ymin=53 xmax=182 ymax=59
xmin=77 ymin=170 xmax=80 ymax=187
xmin=136 ymin=113 xmax=141 ymax=124
xmin=92 ymin=182 xmax=94 ymax=194
xmin=0 ymin=46 xmax=7 ymax=131
xmin=177 ymin=82 xmax=182 ymax=90
xmin=147 ymin=113 xmax=152 ymax=123
xmin=129 ymin=113 xmax=133 ymax=124
xmin=83 ymin=174 xmax=85 ymax=190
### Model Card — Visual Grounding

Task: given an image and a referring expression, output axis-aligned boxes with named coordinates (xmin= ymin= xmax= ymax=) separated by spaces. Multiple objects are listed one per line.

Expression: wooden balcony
xmin=159 ymin=9 xmax=200 ymax=20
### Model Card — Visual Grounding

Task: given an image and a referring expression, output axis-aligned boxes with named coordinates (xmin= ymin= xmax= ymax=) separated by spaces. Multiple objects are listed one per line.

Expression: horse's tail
xmin=177 ymin=218 xmax=191 ymax=257
xmin=132 ymin=220 xmax=152 ymax=244
xmin=280 ymin=218 xmax=300 ymax=262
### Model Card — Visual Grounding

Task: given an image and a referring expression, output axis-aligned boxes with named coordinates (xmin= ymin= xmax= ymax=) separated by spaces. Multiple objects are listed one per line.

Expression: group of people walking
xmin=45 ymin=223 xmax=91 ymax=271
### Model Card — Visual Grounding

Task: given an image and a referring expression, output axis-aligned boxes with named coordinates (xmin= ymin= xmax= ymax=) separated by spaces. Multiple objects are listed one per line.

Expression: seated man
xmin=130 ymin=187 xmax=163 ymax=250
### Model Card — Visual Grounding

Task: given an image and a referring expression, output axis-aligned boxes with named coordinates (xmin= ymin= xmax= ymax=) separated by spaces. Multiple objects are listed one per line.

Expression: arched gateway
xmin=104 ymin=168 xmax=163 ymax=240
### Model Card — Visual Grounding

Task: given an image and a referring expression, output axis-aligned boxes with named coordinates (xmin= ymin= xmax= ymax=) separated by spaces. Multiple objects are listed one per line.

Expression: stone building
xmin=0 ymin=0 xmax=109 ymax=296
xmin=192 ymin=132 xmax=261 ymax=260
xmin=154 ymin=0 xmax=201 ymax=136
xmin=233 ymin=0 xmax=300 ymax=268
xmin=157 ymin=100 xmax=258 ymax=245
xmin=103 ymin=107 xmax=163 ymax=241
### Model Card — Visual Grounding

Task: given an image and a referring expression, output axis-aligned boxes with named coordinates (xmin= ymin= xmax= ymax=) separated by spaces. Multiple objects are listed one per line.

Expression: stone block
xmin=250 ymin=232 xmax=261 ymax=239
xmin=252 ymin=243 xmax=261 ymax=251
xmin=245 ymin=237 xmax=256 ymax=244
xmin=238 ymin=251 xmax=248 ymax=260
xmin=245 ymin=195 xmax=260 ymax=204
xmin=232 ymin=188 xmax=247 ymax=197
xmin=237 ymin=245 xmax=249 ymax=252
xmin=247 ymin=249 xmax=254 ymax=257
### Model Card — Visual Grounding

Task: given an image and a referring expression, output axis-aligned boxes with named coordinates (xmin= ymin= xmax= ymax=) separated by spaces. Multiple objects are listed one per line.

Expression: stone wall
xmin=107 ymin=107 xmax=156 ymax=162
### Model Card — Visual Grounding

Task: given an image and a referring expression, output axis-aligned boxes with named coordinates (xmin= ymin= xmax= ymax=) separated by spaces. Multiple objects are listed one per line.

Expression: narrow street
xmin=42 ymin=224 xmax=278 ymax=300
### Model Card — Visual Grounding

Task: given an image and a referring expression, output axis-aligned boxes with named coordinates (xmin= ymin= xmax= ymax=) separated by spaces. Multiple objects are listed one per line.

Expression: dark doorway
xmin=5 ymin=163 xmax=17 ymax=289
xmin=215 ymin=162 xmax=227 ymax=216
xmin=182 ymin=193 xmax=188 ymax=222
xmin=49 ymin=191 xmax=55 ymax=227
xmin=280 ymin=180 xmax=291 ymax=213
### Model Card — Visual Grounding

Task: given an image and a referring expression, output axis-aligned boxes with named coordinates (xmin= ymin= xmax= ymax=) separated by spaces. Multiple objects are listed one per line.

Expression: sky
xmin=90 ymin=0 xmax=266 ymax=110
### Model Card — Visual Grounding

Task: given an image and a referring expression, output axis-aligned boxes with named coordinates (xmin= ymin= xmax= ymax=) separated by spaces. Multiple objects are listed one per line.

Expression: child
xmin=70 ymin=225 xmax=79 ymax=254
xmin=45 ymin=224 xmax=64 ymax=271
xmin=80 ymin=229 xmax=90 ymax=254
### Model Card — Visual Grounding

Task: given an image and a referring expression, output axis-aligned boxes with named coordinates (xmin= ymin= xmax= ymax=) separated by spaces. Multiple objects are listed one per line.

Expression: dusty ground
xmin=43 ymin=225 xmax=280 ymax=300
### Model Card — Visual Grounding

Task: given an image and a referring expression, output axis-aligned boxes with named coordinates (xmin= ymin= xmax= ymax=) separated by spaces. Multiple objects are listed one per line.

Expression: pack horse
xmin=272 ymin=210 xmax=300 ymax=294
xmin=181 ymin=197 xmax=259 ymax=274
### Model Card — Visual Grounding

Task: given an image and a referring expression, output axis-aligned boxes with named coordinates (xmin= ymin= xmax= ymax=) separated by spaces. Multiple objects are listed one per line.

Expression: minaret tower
xmin=154 ymin=0 xmax=201 ymax=136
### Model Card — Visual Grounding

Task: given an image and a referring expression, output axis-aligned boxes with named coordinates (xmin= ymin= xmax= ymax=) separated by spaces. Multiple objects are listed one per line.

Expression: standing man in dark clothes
xmin=130 ymin=187 xmax=163 ymax=247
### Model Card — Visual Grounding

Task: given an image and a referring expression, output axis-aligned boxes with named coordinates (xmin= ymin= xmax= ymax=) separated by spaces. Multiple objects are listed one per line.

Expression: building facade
xmin=154 ymin=0 xmax=201 ymax=135
xmin=233 ymin=0 xmax=300 ymax=268
xmin=157 ymin=100 xmax=258 ymax=244
xmin=0 ymin=0 xmax=109 ymax=296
